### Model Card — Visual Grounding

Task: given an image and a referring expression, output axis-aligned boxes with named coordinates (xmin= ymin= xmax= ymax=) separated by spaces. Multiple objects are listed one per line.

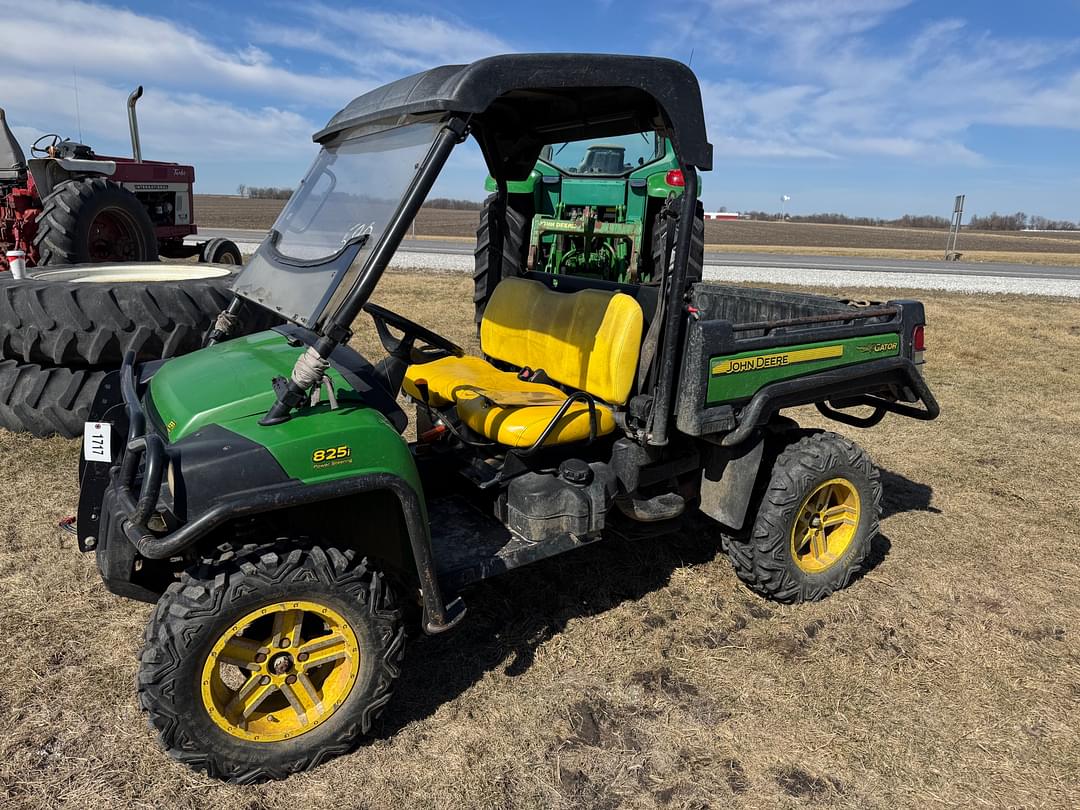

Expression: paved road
xmin=192 ymin=227 xmax=1080 ymax=295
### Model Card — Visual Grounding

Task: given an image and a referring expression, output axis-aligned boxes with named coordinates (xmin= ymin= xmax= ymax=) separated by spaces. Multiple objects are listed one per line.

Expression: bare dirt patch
xmin=0 ymin=273 xmax=1078 ymax=808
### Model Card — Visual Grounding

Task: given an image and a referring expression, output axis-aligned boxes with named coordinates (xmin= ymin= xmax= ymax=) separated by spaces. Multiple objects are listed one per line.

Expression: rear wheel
xmin=200 ymin=237 xmax=243 ymax=265
xmin=649 ymin=199 xmax=704 ymax=283
xmin=724 ymin=431 xmax=881 ymax=602
xmin=33 ymin=177 xmax=158 ymax=265
xmin=473 ymin=193 xmax=528 ymax=325
xmin=138 ymin=544 xmax=405 ymax=782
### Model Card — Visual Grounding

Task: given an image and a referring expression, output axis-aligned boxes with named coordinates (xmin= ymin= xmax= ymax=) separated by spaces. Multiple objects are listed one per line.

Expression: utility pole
xmin=945 ymin=194 xmax=965 ymax=261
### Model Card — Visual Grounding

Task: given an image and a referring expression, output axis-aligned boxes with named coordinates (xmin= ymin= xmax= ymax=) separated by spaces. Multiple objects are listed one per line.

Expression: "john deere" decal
xmin=713 ymin=345 xmax=843 ymax=375
xmin=706 ymin=332 xmax=901 ymax=404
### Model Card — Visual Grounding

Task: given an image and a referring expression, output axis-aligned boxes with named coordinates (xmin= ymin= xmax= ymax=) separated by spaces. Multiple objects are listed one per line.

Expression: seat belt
xmin=636 ymin=201 xmax=678 ymax=393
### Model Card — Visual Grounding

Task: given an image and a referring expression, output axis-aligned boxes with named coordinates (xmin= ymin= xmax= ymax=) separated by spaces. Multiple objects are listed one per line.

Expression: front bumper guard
xmin=95 ymin=353 xmax=465 ymax=634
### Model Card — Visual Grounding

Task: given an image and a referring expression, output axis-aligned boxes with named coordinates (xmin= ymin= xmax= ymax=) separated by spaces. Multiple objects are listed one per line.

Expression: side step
xmin=428 ymin=495 xmax=601 ymax=591
xmin=615 ymin=492 xmax=685 ymax=522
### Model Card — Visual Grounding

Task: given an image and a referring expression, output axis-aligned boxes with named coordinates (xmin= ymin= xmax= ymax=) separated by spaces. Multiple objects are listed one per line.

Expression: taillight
xmin=912 ymin=325 xmax=925 ymax=363
xmin=665 ymin=169 xmax=685 ymax=187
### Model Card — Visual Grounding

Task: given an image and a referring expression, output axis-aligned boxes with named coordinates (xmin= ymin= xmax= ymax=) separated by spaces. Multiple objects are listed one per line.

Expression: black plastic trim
xmin=720 ymin=357 xmax=939 ymax=447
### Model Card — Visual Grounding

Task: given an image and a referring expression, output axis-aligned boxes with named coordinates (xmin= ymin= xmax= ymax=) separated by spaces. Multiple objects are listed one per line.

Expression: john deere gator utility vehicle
xmin=75 ymin=54 xmax=939 ymax=782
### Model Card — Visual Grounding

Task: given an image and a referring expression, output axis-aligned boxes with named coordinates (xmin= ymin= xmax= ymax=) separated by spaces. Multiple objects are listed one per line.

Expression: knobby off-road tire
xmin=725 ymin=431 xmax=882 ymax=603
xmin=138 ymin=544 xmax=405 ymax=783
xmin=33 ymin=177 xmax=158 ymax=265
xmin=0 ymin=267 xmax=279 ymax=367
xmin=473 ymin=193 xmax=528 ymax=325
xmin=0 ymin=360 xmax=104 ymax=438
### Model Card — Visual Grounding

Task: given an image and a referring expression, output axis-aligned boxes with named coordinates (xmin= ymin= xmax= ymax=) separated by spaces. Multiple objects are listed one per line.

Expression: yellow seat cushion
xmin=403 ymin=356 xmax=617 ymax=447
xmin=402 ymin=277 xmax=642 ymax=448
xmin=403 ymin=355 xmax=518 ymax=407
xmin=455 ymin=388 xmax=615 ymax=448
xmin=480 ymin=277 xmax=643 ymax=405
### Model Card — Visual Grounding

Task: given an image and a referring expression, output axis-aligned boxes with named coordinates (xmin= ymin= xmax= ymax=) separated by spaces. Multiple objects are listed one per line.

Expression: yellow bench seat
xmin=403 ymin=277 xmax=643 ymax=449
xmin=403 ymin=356 xmax=615 ymax=448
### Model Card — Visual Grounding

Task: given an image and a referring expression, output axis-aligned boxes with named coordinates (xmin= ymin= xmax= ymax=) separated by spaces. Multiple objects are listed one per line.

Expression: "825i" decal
xmin=312 ymin=444 xmax=352 ymax=465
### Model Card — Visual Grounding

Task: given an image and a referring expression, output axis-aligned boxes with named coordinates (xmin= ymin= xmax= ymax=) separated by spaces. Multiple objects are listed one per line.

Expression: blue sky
xmin=2 ymin=0 xmax=1079 ymax=220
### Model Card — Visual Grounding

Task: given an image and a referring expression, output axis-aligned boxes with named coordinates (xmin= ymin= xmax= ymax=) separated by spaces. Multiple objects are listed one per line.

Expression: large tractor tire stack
xmin=0 ymin=264 xmax=279 ymax=438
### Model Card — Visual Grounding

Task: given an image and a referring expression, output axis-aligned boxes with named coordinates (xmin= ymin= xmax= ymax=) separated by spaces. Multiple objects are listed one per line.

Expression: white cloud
xmin=0 ymin=0 xmax=514 ymax=193
xmin=251 ymin=4 xmax=514 ymax=77
xmin=664 ymin=0 xmax=1080 ymax=167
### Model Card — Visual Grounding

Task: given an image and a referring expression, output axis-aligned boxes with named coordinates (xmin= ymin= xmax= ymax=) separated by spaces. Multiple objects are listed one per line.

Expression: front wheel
xmin=137 ymin=545 xmax=404 ymax=782
xmin=724 ymin=431 xmax=882 ymax=603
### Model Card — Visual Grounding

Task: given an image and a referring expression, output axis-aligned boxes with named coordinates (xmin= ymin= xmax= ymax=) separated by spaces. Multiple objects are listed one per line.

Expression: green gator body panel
xmin=707 ymin=333 xmax=901 ymax=404
xmin=148 ymin=331 xmax=420 ymax=490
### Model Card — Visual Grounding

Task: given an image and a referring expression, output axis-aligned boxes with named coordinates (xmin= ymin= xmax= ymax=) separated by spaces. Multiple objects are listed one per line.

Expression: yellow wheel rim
xmin=200 ymin=600 xmax=360 ymax=742
xmin=790 ymin=477 xmax=861 ymax=574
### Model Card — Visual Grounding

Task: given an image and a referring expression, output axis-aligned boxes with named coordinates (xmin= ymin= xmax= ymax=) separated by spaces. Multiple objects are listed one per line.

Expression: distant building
xmin=704 ymin=211 xmax=741 ymax=220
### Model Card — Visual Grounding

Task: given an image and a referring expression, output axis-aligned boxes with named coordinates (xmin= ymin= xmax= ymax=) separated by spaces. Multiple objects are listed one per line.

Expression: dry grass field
xmin=1 ymin=272 xmax=1078 ymax=809
xmin=194 ymin=195 xmax=1080 ymax=266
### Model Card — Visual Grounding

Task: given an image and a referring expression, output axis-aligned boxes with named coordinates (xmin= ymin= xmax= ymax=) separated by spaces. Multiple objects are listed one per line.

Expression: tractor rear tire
xmin=33 ymin=177 xmax=158 ymax=265
xmin=0 ymin=360 xmax=104 ymax=438
xmin=473 ymin=193 xmax=529 ymax=325
xmin=724 ymin=431 xmax=881 ymax=603
xmin=138 ymin=544 xmax=405 ymax=783
xmin=650 ymin=199 xmax=704 ymax=284
xmin=0 ymin=265 xmax=280 ymax=367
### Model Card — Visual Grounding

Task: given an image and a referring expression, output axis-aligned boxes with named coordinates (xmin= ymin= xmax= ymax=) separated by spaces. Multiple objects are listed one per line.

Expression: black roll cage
xmin=257 ymin=55 xmax=713 ymax=430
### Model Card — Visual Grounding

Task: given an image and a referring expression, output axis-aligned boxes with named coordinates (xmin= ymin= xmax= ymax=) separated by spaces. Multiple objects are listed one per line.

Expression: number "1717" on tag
xmin=83 ymin=422 xmax=112 ymax=463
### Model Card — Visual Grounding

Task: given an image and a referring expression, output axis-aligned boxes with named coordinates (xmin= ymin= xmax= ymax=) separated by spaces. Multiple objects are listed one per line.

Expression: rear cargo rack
xmin=730 ymin=305 xmax=900 ymax=336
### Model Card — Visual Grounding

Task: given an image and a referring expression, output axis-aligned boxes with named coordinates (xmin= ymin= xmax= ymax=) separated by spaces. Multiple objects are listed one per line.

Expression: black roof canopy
xmin=314 ymin=53 xmax=713 ymax=180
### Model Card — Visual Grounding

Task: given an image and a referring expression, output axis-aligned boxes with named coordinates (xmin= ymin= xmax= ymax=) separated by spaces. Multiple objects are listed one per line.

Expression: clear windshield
xmin=541 ymin=132 xmax=663 ymax=176
xmin=233 ymin=120 xmax=441 ymax=326
xmin=274 ymin=123 xmax=439 ymax=262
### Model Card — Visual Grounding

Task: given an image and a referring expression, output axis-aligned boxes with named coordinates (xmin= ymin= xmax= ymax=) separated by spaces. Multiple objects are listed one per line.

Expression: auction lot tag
xmin=83 ymin=422 xmax=112 ymax=463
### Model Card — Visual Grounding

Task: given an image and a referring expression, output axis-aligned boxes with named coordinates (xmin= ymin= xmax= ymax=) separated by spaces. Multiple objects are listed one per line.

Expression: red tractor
xmin=0 ymin=86 xmax=240 ymax=271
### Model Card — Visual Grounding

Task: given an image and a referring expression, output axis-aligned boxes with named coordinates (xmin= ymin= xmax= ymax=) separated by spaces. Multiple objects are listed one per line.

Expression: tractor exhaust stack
xmin=127 ymin=86 xmax=143 ymax=163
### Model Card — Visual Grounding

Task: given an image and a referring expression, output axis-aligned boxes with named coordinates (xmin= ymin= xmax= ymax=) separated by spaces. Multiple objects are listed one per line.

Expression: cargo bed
xmin=676 ymin=282 xmax=937 ymax=440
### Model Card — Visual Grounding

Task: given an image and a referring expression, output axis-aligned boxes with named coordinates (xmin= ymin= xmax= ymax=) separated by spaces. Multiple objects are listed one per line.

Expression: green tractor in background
xmin=475 ymin=133 xmax=704 ymax=319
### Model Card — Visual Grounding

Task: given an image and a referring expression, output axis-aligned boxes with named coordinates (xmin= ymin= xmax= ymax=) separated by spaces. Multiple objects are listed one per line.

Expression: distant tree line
xmin=233 ymin=187 xmax=483 ymax=210
xmin=236 ymin=185 xmax=293 ymax=200
xmin=966 ymin=211 xmax=1078 ymax=231
xmin=740 ymin=209 xmax=1079 ymax=231
xmin=742 ymin=211 xmax=949 ymax=228
xmin=423 ymin=198 xmax=485 ymax=210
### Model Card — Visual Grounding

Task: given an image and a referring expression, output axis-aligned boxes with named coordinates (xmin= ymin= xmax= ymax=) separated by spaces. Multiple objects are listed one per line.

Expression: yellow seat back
xmin=480 ymin=277 xmax=644 ymax=405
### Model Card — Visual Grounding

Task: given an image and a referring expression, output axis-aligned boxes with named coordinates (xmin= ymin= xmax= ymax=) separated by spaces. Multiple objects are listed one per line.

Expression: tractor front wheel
xmin=138 ymin=544 xmax=405 ymax=782
xmin=33 ymin=177 xmax=158 ymax=265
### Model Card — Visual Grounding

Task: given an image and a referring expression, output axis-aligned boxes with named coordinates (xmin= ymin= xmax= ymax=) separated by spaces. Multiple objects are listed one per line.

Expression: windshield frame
xmin=232 ymin=115 xmax=450 ymax=328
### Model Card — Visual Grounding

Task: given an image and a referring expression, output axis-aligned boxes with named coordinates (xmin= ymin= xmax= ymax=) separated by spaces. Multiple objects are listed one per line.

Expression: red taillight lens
xmin=913 ymin=325 xmax=925 ymax=352
xmin=665 ymin=169 xmax=685 ymax=187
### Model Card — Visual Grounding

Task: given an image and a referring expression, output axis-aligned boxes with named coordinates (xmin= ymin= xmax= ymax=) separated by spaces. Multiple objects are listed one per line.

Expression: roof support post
xmin=647 ymin=166 xmax=698 ymax=446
